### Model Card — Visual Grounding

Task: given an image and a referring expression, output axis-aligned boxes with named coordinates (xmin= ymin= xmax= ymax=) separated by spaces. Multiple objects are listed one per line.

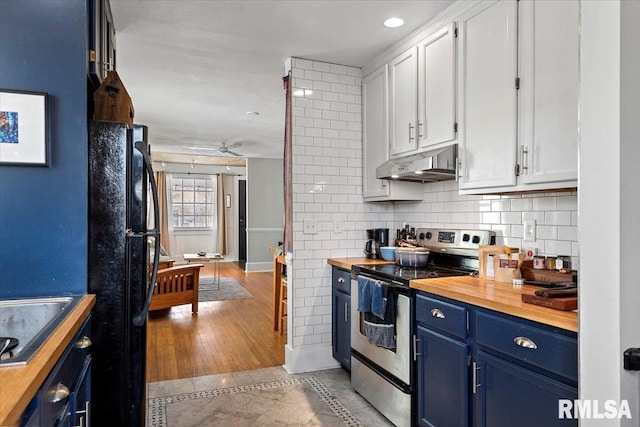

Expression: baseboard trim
xmin=283 ymin=343 xmax=340 ymax=374
xmin=244 ymin=261 xmax=272 ymax=272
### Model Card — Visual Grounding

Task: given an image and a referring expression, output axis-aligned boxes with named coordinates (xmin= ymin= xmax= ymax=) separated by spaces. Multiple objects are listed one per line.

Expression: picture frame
xmin=0 ymin=89 xmax=49 ymax=166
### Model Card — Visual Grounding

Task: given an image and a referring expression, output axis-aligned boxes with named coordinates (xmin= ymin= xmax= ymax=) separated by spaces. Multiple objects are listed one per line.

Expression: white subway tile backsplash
xmin=545 ymin=211 xmax=572 ymax=226
xmin=501 ymin=212 xmax=521 ymax=225
xmin=482 ymin=212 xmax=501 ymax=224
xmin=533 ymin=197 xmax=557 ymax=211
xmin=558 ymin=226 xmax=578 ymax=241
xmin=537 ymin=225 xmax=558 ymax=240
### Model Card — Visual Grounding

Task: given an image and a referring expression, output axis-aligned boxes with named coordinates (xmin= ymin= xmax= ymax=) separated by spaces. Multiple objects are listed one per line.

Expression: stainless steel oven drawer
xmin=415 ymin=293 xmax=468 ymax=339
xmin=475 ymin=310 xmax=577 ymax=381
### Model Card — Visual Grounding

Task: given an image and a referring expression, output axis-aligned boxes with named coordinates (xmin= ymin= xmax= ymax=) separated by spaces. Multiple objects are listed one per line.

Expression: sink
xmin=0 ymin=296 xmax=82 ymax=366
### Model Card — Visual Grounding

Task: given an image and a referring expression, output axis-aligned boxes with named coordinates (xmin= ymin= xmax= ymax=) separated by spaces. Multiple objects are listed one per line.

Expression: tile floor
xmin=146 ymin=367 xmax=395 ymax=426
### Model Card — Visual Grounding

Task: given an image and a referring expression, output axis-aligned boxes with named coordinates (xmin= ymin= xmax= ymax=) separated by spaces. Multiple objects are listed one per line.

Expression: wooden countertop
xmin=327 ymin=258 xmax=577 ymax=333
xmin=0 ymin=294 xmax=95 ymax=426
xmin=410 ymin=276 xmax=577 ymax=332
xmin=327 ymin=257 xmax=394 ymax=270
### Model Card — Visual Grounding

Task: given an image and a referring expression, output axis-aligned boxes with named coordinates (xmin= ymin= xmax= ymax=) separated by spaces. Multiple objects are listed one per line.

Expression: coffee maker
xmin=364 ymin=228 xmax=389 ymax=259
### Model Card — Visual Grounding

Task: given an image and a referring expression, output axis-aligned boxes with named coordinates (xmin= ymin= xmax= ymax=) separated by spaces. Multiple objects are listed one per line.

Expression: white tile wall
xmin=290 ymin=58 xmax=378 ymax=362
xmin=393 ymin=182 xmax=579 ymax=267
xmin=289 ymin=57 xmax=580 ymax=372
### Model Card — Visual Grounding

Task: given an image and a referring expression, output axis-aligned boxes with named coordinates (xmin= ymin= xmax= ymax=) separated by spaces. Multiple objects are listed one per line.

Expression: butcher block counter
xmin=0 ymin=294 xmax=95 ymax=426
xmin=327 ymin=258 xmax=577 ymax=332
xmin=410 ymin=276 xmax=577 ymax=332
xmin=327 ymin=257 xmax=394 ymax=270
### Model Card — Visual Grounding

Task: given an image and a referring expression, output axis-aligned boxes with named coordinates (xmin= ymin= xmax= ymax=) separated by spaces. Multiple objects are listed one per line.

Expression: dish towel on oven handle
xmin=357 ymin=276 xmax=387 ymax=319
xmin=363 ymin=291 xmax=396 ymax=350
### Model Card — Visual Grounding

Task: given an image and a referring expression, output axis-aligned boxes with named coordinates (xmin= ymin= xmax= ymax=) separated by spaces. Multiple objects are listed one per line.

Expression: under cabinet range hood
xmin=376 ymin=145 xmax=457 ymax=182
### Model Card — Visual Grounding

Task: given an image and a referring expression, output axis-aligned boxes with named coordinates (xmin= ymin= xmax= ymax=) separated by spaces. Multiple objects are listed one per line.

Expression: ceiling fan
xmin=188 ymin=141 xmax=243 ymax=156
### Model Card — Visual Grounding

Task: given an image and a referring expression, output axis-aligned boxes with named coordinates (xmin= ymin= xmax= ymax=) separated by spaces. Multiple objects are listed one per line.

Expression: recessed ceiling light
xmin=246 ymin=111 xmax=260 ymax=116
xmin=384 ymin=17 xmax=404 ymax=28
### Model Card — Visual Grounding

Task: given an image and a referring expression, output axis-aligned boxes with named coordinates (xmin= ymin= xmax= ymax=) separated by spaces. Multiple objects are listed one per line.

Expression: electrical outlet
xmin=523 ymin=219 xmax=536 ymax=242
xmin=333 ymin=219 xmax=342 ymax=233
xmin=303 ymin=219 xmax=318 ymax=235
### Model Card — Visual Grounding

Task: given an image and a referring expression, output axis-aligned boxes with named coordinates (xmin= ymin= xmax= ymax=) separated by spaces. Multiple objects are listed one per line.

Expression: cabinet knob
xmin=46 ymin=382 xmax=70 ymax=403
xmin=514 ymin=336 xmax=537 ymax=349
xmin=337 ymin=277 xmax=345 ymax=283
xmin=431 ymin=308 xmax=445 ymax=319
xmin=75 ymin=336 xmax=92 ymax=349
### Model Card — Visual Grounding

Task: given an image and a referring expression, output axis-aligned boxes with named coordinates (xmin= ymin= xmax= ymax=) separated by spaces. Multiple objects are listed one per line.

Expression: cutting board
xmin=521 ymin=293 xmax=577 ymax=311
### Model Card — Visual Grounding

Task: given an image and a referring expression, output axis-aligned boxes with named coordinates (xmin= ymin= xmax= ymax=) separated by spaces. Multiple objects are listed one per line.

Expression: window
xmin=170 ymin=175 xmax=215 ymax=229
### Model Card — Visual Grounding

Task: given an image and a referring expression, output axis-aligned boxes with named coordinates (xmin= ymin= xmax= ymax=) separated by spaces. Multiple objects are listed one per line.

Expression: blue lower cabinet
xmin=416 ymin=326 xmax=469 ymax=427
xmin=414 ymin=291 xmax=578 ymax=427
xmin=475 ymin=350 xmax=577 ymax=427
xmin=332 ymin=289 xmax=351 ymax=370
xmin=332 ymin=267 xmax=351 ymax=370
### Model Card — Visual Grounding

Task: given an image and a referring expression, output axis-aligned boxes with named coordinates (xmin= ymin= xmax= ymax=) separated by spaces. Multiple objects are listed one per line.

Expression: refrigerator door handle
xmin=133 ymin=140 xmax=160 ymax=327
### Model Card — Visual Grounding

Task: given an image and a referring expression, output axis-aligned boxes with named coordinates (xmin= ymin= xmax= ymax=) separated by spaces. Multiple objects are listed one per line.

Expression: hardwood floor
xmin=146 ymin=262 xmax=286 ymax=382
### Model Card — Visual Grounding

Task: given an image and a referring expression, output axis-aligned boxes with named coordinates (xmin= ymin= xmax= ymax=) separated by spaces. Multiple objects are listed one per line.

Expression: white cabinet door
xmin=518 ymin=0 xmax=579 ymax=186
xmin=362 ymin=65 xmax=391 ymax=199
xmin=389 ymin=47 xmax=418 ymax=157
xmin=457 ymin=0 xmax=518 ymax=190
xmin=362 ymin=65 xmax=423 ymax=202
xmin=417 ymin=22 xmax=457 ymax=150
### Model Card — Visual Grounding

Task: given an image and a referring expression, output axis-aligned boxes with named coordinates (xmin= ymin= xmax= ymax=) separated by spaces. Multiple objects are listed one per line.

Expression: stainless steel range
xmin=350 ymin=228 xmax=495 ymax=427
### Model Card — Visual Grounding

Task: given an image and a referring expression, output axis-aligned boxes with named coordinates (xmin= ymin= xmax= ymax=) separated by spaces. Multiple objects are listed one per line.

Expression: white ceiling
xmin=110 ymin=0 xmax=454 ymax=162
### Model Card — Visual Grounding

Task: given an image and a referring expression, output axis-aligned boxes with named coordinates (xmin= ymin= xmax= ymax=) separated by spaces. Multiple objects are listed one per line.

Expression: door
xmin=389 ymin=47 xmax=418 ymax=157
xmin=417 ymin=22 xmax=457 ymax=150
xmin=416 ymin=326 xmax=469 ymax=427
xmin=332 ymin=289 xmax=351 ymax=370
xmin=457 ymin=0 xmax=518 ymax=190
xmin=474 ymin=351 xmax=577 ymax=427
xmin=238 ymin=179 xmax=246 ymax=262
xmin=362 ymin=65 xmax=391 ymax=199
xmin=518 ymin=0 xmax=579 ymax=185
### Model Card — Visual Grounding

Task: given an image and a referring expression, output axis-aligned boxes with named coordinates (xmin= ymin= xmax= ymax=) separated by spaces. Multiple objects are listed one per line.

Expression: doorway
xmin=237 ymin=179 xmax=247 ymax=270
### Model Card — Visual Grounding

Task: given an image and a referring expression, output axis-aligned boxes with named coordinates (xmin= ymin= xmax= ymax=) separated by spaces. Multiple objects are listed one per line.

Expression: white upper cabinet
xmin=389 ymin=47 xmax=419 ymax=157
xmin=417 ymin=22 xmax=457 ymax=150
xmin=457 ymin=0 xmax=518 ymax=191
xmin=458 ymin=0 xmax=579 ymax=194
xmin=362 ymin=64 xmax=423 ymax=202
xmin=518 ymin=0 xmax=579 ymax=186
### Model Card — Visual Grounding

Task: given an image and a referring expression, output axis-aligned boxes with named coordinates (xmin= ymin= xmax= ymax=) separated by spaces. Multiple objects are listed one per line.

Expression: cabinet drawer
xmin=475 ymin=311 xmax=577 ymax=381
xmin=416 ymin=293 xmax=467 ymax=339
xmin=39 ymin=316 xmax=92 ymax=424
xmin=332 ymin=268 xmax=351 ymax=294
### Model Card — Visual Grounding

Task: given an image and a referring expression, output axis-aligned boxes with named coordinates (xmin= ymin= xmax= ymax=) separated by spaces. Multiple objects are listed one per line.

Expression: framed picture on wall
xmin=0 ymin=89 xmax=49 ymax=166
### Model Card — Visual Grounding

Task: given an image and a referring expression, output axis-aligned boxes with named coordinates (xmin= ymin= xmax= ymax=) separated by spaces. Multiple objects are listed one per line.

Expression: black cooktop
xmin=352 ymin=252 xmax=479 ymax=286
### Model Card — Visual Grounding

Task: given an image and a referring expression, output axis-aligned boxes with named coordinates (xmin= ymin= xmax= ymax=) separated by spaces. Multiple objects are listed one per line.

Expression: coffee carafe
xmin=364 ymin=229 xmax=381 ymax=259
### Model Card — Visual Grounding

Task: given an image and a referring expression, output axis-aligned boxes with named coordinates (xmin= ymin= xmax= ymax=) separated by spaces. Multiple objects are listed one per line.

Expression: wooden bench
xmin=149 ymin=264 xmax=204 ymax=314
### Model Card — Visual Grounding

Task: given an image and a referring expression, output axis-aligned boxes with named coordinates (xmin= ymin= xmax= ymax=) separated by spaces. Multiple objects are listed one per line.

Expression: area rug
xmin=147 ymin=376 xmax=363 ymax=427
xmin=198 ymin=277 xmax=253 ymax=302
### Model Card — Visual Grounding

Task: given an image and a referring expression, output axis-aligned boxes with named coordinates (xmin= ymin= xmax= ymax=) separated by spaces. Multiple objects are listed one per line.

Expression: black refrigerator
xmin=88 ymin=121 xmax=160 ymax=427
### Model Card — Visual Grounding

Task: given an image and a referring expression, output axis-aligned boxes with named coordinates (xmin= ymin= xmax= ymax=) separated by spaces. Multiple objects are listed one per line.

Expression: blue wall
xmin=0 ymin=1 xmax=88 ymax=297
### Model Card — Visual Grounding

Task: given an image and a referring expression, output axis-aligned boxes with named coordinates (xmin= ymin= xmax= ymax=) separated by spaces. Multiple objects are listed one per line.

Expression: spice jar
xmin=545 ymin=256 xmax=558 ymax=270
xmin=533 ymin=256 xmax=546 ymax=269
xmin=555 ymin=256 xmax=571 ymax=270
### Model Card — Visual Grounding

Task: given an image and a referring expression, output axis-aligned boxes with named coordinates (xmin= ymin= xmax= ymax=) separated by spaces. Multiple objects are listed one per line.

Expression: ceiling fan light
xmin=384 ymin=17 xmax=404 ymax=28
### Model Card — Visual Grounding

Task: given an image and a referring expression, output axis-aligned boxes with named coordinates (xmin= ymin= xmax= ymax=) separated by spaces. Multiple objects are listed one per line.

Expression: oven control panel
xmin=416 ymin=228 xmax=496 ymax=253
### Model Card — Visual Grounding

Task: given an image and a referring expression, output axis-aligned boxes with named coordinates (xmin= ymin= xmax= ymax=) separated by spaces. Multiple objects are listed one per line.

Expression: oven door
xmin=350 ymin=276 xmax=410 ymax=385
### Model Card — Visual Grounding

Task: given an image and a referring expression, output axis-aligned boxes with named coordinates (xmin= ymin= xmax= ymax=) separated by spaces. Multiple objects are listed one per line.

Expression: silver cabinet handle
xmin=344 ymin=302 xmax=348 ymax=323
xmin=472 ymin=361 xmax=481 ymax=394
xmin=409 ymin=122 xmax=415 ymax=141
xmin=337 ymin=277 xmax=345 ymax=283
xmin=76 ymin=401 xmax=90 ymax=427
xmin=417 ymin=120 xmax=424 ymax=139
xmin=456 ymin=159 xmax=463 ymax=181
xmin=521 ymin=145 xmax=529 ymax=174
xmin=431 ymin=308 xmax=445 ymax=319
xmin=46 ymin=382 xmax=70 ymax=403
xmin=514 ymin=336 xmax=538 ymax=349
xmin=413 ymin=335 xmax=421 ymax=361
xmin=75 ymin=336 xmax=92 ymax=349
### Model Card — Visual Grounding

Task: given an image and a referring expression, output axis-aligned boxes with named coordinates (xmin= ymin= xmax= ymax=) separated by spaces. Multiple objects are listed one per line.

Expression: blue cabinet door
xmin=475 ymin=350 xmax=577 ymax=427
xmin=416 ymin=325 xmax=470 ymax=427
xmin=332 ymin=289 xmax=351 ymax=370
